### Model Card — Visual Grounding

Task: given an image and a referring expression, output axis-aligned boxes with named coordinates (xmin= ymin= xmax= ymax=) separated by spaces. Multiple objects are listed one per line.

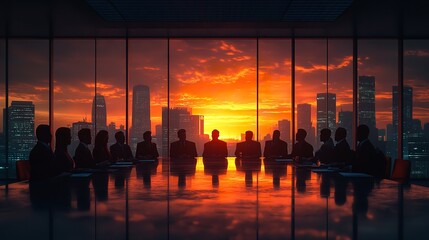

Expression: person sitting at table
xmin=93 ymin=130 xmax=112 ymax=164
xmin=110 ymin=131 xmax=133 ymax=162
xmin=234 ymin=130 xmax=261 ymax=159
xmin=54 ymin=127 xmax=74 ymax=174
xmin=353 ymin=124 xmax=385 ymax=178
xmin=290 ymin=129 xmax=314 ymax=161
xmin=136 ymin=131 xmax=159 ymax=159
xmin=313 ymin=128 xmax=335 ymax=164
xmin=29 ymin=124 xmax=55 ymax=181
xmin=74 ymin=128 xmax=95 ymax=168
xmin=203 ymin=129 xmax=228 ymax=158
xmin=263 ymin=130 xmax=288 ymax=159
xmin=170 ymin=129 xmax=197 ymax=159
xmin=334 ymin=127 xmax=353 ymax=165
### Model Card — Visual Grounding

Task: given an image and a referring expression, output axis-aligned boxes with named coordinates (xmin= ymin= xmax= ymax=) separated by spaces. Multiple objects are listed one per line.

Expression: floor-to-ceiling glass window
xmin=169 ymin=39 xmax=258 ymax=239
xmin=404 ymin=40 xmax=429 ymax=178
xmin=0 ymin=39 xmax=5 ymax=178
xmin=295 ymin=38 xmax=328 ymax=237
xmin=358 ymin=40 xmax=398 ymax=158
xmin=258 ymin=39 xmax=293 ymax=239
xmin=8 ymin=39 xmax=49 ymax=178
xmin=128 ymin=39 xmax=168 ymax=240
xmin=53 ymin=39 xmax=95 ymax=156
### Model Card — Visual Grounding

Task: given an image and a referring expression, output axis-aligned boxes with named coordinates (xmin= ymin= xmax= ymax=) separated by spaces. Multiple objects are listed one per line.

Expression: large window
xmin=404 ymin=40 xmax=429 ymax=178
xmin=0 ymin=37 xmax=427 ymax=179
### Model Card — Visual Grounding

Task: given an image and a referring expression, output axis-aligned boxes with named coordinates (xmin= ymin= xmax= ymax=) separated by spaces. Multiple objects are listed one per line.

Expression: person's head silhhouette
xmin=357 ymin=124 xmax=370 ymax=142
xmin=272 ymin=130 xmax=280 ymax=141
xmin=95 ymin=130 xmax=109 ymax=147
xmin=320 ymin=128 xmax=331 ymax=142
xmin=78 ymin=128 xmax=92 ymax=145
xmin=55 ymin=127 xmax=71 ymax=148
xmin=36 ymin=124 xmax=52 ymax=144
xmin=115 ymin=131 xmax=125 ymax=144
xmin=212 ymin=129 xmax=220 ymax=141
xmin=245 ymin=131 xmax=253 ymax=142
xmin=335 ymin=127 xmax=347 ymax=142
xmin=296 ymin=129 xmax=307 ymax=142
xmin=143 ymin=131 xmax=152 ymax=142
xmin=178 ymin=129 xmax=186 ymax=142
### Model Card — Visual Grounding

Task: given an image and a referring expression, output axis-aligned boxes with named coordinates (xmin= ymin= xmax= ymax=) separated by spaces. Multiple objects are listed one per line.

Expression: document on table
xmin=70 ymin=173 xmax=93 ymax=178
xmin=275 ymin=158 xmax=294 ymax=162
xmin=339 ymin=172 xmax=373 ymax=177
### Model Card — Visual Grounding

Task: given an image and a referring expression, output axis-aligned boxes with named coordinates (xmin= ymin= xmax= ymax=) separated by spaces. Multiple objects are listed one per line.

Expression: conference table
xmin=1 ymin=157 xmax=428 ymax=240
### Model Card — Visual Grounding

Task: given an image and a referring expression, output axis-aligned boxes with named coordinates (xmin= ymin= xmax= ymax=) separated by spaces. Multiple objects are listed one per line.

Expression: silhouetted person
xmin=203 ymin=129 xmax=228 ymax=158
xmin=110 ymin=131 xmax=133 ymax=162
xmin=314 ymin=128 xmax=335 ymax=164
xmin=263 ymin=130 xmax=288 ymax=158
xmin=354 ymin=124 xmax=385 ymax=178
xmin=170 ymin=129 xmax=197 ymax=159
xmin=54 ymin=127 xmax=74 ymax=175
xmin=93 ymin=130 xmax=112 ymax=164
xmin=235 ymin=130 xmax=261 ymax=158
xmin=334 ymin=127 xmax=353 ymax=165
xmin=290 ymin=129 xmax=314 ymax=160
xmin=74 ymin=128 xmax=96 ymax=168
xmin=29 ymin=124 xmax=55 ymax=181
xmin=136 ymin=131 xmax=159 ymax=159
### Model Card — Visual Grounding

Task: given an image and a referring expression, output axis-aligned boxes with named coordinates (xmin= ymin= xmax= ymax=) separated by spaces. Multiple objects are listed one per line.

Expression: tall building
xmin=278 ymin=119 xmax=291 ymax=143
xmin=5 ymin=101 xmax=36 ymax=164
xmin=161 ymin=107 xmax=206 ymax=156
xmin=130 ymin=85 xmax=151 ymax=152
xmin=297 ymin=103 xmax=315 ymax=146
xmin=338 ymin=110 xmax=353 ymax=146
xmin=92 ymin=94 xmax=107 ymax=133
xmin=358 ymin=76 xmax=377 ymax=145
xmin=316 ymin=92 xmax=336 ymax=137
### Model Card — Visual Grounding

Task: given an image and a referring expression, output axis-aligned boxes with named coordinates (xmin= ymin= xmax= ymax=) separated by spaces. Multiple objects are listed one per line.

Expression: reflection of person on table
xmin=203 ymin=129 xmax=228 ymax=158
xmin=235 ymin=130 xmax=261 ymax=159
xmin=263 ymin=130 xmax=288 ymax=159
xmin=136 ymin=131 xmax=159 ymax=159
xmin=170 ymin=129 xmax=198 ymax=159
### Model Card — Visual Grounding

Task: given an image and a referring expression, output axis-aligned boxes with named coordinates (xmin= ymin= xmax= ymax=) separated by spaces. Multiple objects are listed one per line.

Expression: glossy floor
xmin=1 ymin=157 xmax=428 ymax=240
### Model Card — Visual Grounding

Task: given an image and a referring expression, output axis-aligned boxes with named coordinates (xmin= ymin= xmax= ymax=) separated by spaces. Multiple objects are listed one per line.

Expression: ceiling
xmin=0 ymin=0 xmax=429 ymax=38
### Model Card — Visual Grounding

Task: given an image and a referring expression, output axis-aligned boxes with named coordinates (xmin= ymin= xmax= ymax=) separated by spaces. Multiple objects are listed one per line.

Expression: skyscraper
xmin=278 ymin=119 xmax=291 ymax=143
xmin=316 ymin=92 xmax=336 ymax=137
xmin=358 ymin=76 xmax=376 ymax=130
xmin=92 ymin=94 xmax=107 ymax=133
xmin=130 ymin=85 xmax=151 ymax=152
xmin=5 ymin=101 xmax=36 ymax=164
xmin=297 ymin=103 xmax=315 ymax=146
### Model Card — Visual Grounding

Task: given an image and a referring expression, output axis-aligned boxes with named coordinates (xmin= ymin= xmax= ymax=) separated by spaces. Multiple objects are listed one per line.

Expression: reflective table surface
xmin=1 ymin=157 xmax=428 ymax=240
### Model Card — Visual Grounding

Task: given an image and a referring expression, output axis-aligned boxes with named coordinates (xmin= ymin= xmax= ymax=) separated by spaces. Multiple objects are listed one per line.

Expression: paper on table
xmin=137 ymin=159 xmax=156 ymax=162
xmin=275 ymin=158 xmax=294 ymax=162
xmin=339 ymin=172 xmax=373 ymax=177
xmin=70 ymin=173 xmax=92 ymax=177
xmin=113 ymin=162 xmax=134 ymax=165
xmin=312 ymin=168 xmax=337 ymax=173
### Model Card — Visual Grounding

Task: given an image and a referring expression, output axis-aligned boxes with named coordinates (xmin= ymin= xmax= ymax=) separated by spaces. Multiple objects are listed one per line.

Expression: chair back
xmin=16 ymin=160 xmax=31 ymax=181
xmin=391 ymin=159 xmax=411 ymax=182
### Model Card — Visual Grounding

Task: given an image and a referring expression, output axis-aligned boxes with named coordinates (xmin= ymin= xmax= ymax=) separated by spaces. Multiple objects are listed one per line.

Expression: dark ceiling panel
xmin=283 ymin=0 xmax=353 ymax=21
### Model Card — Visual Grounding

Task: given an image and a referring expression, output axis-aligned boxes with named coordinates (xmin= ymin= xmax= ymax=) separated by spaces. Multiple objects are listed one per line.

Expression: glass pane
xmin=128 ymin=39 xmax=167 ymax=156
xmin=8 ymin=39 xmax=49 ymax=178
xmin=296 ymin=39 xmax=327 ymax=150
xmin=258 ymin=39 xmax=292 ymax=154
xmin=53 ymin=39 xmax=95 ymax=155
xmin=328 ymin=39 xmax=353 ymax=146
xmin=95 ymin=39 xmax=126 ymax=147
xmin=0 ymin=39 xmax=5 ymax=178
xmin=404 ymin=40 xmax=429 ymax=178
xmin=358 ymin=40 xmax=397 ymax=159
xmin=169 ymin=39 xmax=257 ymax=157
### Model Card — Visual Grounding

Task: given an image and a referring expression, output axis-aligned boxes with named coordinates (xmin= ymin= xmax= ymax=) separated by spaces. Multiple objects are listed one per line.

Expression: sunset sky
xmin=1 ymin=38 xmax=429 ymax=141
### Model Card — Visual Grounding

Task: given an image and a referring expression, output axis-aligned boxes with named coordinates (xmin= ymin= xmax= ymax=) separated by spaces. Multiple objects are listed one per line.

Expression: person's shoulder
xmin=265 ymin=140 xmax=273 ymax=144
xmin=186 ymin=140 xmax=196 ymax=145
